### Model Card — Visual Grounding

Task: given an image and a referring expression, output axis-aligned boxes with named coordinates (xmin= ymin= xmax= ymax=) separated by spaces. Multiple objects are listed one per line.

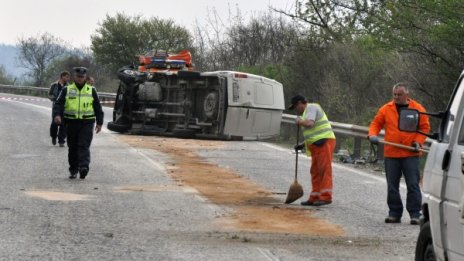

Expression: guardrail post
xmin=334 ymin=135 xmax=342 ymax=152
xmin=353 ymin=137 xmax=361 ymax=159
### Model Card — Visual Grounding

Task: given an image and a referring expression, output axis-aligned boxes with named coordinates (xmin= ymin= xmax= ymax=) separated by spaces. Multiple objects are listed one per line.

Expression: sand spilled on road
xmin=118 ymin=136 xmax=344 ymax=236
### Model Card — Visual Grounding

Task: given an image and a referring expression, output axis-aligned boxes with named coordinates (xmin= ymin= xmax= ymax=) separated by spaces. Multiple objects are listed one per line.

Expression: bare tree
xmin=193 ymin=9 xmax=298 ymax=72
xmin=17 ymin=33 xmax=66 ymax=86
xmin=273 ymin=0 xmax=373 ymax=43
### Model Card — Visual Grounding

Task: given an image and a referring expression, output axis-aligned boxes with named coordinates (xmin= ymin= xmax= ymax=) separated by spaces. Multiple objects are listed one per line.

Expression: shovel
xmin=379 ymin=138 xmax=429 ymax=153
xmin=285 ymin=127 xmax=304 ymax=204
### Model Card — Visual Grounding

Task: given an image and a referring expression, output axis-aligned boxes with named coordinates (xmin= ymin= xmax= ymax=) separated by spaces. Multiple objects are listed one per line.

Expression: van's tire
xmin=203 ymin=92 xmax=219 ymax=119
xmin=177 ymin=71 xmax=201 ymax=80
xmin=117 ymin=66 xmax=137 ymax=83
xmin=415 ymin=221 xmax=436 ymax=261
xmin=107 ymin=121 xmax=130 ymax=133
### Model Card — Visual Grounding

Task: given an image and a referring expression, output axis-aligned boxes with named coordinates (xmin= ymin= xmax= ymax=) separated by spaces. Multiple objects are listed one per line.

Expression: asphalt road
xmin=0 ymin=93 xmax=419 ymax=260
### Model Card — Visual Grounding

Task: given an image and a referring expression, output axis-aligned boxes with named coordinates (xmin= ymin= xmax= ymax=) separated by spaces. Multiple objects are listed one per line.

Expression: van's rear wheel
xmin=107 ymin=121 xmax=130 ymax=133
xmin=415 ymin=221 xmax=436 ymax=261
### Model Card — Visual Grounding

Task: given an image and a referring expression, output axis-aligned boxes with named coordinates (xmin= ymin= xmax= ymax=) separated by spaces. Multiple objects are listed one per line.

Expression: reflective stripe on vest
xmin=64 ymin=83 xmax=95 ymax=119
xmin=302 ymin=103 xmax=335 ymax=145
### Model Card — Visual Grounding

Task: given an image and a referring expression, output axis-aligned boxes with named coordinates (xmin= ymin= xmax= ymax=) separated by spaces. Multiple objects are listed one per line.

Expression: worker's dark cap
xmin=72 ymin=67 xmax=88 ymax=76
xmin=288 ymin=94 xmax=307 ymax=110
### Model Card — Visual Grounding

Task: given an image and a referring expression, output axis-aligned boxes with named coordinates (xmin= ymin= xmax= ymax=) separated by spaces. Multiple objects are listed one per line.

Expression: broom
xmin=285 ymin=126 xmax=304 ymax=204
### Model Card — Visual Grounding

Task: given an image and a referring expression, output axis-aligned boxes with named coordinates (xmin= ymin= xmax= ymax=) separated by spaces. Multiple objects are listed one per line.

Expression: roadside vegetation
xmin=2 ymin=0 xmax=463 ymax=130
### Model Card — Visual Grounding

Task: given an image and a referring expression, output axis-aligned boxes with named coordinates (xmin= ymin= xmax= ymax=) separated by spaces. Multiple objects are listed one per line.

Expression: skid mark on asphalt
xmin=117 ymin=136 xmax=344 ymax=236
xmin=24 ymin=191 xmax=91 ymax=201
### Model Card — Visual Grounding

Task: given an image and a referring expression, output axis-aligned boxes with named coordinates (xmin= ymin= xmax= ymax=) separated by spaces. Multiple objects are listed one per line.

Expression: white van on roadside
xmin=399 ymin=71 xmax=464 ymax=260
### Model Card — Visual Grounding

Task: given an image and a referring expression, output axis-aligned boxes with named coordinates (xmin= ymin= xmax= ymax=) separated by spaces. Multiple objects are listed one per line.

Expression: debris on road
xmin=118 ymin=135 xmax=344 ymax=236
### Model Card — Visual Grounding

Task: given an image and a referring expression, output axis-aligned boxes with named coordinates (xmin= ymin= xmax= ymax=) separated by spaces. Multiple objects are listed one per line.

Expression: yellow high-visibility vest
xmin=302 ymin=103 xmax=335 ymax=155
xmin=64 ymin=83 xmax=95 ymax=120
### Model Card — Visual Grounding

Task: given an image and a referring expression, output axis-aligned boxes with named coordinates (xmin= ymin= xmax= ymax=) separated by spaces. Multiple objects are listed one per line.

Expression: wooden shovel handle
xmin=379 ymin=139 xmax=429 ymax=153
xmin=295 ymin=127 xmax=299 ymax=180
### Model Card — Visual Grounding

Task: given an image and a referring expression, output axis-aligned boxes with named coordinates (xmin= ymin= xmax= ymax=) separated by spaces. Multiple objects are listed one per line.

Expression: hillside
xmin=0 ymin=44 xmax=27 ymax=78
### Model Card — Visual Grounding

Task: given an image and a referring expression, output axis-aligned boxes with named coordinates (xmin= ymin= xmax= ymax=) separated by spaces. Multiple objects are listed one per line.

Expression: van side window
xmin=458 ymin=111 xmax=464 ymax=145
xmin=445 ymin=78 xmax=464 ymax=142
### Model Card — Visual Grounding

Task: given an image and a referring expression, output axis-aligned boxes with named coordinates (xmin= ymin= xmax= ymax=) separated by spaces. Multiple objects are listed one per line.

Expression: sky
xmin=0 ymin=0 xmax=295 ymax=48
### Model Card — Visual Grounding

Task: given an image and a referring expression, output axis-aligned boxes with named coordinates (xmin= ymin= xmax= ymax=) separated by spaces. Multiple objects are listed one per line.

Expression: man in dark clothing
xmin=52 ymin=67 xmax=104 ymax=179
xmin=48 ymin=71 xmax=70 ymax=146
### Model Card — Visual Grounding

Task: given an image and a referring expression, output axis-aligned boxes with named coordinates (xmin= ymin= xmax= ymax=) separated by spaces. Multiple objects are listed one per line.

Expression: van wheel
xmin=203 ymin=92 xmax=218 ymax=119
xmin=107 ymin=121 xmax=130 ymax=133
xmin=415 ymin=221 xmax=436 ymax=261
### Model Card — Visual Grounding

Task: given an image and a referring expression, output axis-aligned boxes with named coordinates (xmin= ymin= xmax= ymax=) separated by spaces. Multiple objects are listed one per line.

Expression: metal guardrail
xmin=0 ymin=84 xmax=116 ymax=103
xmin=282 ymin=113 xmax=370 ymax=138
xmin=282 ymin=113 xmax=431 ymax=152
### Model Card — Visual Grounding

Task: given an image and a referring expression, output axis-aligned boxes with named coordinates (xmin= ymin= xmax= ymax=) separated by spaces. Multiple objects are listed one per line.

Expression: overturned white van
xmin=107 ymin=67 xmax=285 ymax=140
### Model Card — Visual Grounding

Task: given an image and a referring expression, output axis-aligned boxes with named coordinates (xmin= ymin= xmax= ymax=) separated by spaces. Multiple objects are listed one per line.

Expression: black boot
xmin=79 ymin=167 xmax=89 ymax=179
xmin=69 ymin=170 xmax=78 ymax=179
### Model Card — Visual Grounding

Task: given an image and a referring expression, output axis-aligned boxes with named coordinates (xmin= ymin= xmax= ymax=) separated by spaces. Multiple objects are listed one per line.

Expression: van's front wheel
xmin=415 ymin=221 xmax=436 ymax=261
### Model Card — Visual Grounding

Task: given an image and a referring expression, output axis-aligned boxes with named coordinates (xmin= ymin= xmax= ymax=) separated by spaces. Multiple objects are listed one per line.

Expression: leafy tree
xmin=276 ymin=0 xmax=464 ymax=114
xmin=16 ymin=33 xmax=66 ymax=86
xmin=365 ymin=0 xmax=464 ymax=109
xmin=91 ymin=13 xmax=194 ymax=73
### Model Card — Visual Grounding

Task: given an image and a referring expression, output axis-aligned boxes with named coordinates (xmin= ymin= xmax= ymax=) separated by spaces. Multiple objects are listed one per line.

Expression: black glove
xmin=412 ymin=142 xmax=420 ymax=152
xmin=294 ymin=143 xmax=304 ymax=152
xmin=368 ymin=136 xmax=379 ymax=145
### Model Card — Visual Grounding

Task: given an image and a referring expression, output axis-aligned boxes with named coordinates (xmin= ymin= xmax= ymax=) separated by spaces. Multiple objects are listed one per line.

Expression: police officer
xmin=53 ymin=67 xmax=104 ymax=179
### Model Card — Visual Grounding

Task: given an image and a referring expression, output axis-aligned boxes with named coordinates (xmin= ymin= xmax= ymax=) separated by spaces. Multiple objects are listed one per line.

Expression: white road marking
xmin=130 ymin=147 xmax=165 ymax=172
xmin=256 ymin=247 xmax=281 ymax=261
xmin=259 ymin=142 xmax=288 ymax=152
xmin=1 ymin=98 xmax=51 ymax=112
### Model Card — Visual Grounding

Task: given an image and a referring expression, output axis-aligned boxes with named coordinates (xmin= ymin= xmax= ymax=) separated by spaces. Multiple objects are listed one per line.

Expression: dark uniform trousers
xmin=66 ymin=121 xmax=94 ymax=172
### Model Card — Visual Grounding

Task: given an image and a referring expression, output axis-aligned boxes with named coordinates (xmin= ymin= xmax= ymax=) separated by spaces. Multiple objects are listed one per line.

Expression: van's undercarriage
xmin=107 ymin=67 xmax=232 ymax=139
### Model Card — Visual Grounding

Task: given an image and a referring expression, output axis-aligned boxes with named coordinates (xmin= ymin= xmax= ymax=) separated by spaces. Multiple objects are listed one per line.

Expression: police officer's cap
xmin=73 ymin=67 xmax=88 ymax=76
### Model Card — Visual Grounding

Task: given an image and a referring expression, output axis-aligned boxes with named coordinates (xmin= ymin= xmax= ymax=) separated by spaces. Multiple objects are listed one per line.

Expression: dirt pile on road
xmin=118 ymin=136 xmax=344 ymax=236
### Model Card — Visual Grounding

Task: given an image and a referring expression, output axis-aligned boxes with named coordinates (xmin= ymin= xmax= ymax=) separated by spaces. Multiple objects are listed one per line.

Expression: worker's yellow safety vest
xmin=64 ymin=83 xmax=95 ymax=120
xmin=302 ymin=103 xmax=335 ymax=154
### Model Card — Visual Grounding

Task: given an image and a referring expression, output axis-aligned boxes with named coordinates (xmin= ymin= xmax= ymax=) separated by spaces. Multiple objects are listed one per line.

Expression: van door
xmin=438 ymin=76 xmax=464 ymax=260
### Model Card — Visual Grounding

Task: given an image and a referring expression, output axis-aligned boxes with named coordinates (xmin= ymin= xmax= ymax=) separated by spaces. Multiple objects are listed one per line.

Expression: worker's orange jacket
xmin=368 ymin=99 xmax=430 ymax=158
